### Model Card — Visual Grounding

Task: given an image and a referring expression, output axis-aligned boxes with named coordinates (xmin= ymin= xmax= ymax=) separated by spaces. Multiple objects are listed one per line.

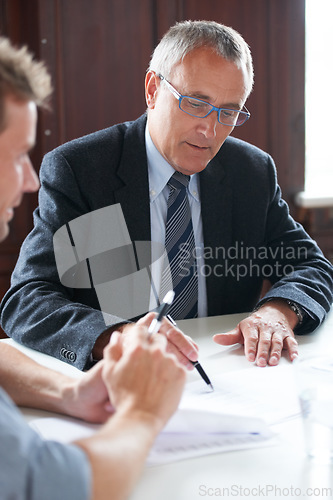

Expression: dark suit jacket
xmin=1 ymin=114 xmax=332 ymax=369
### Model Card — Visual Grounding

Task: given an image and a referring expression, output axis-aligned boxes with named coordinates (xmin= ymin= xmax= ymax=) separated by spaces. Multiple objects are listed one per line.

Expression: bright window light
xmin=305 ymin=0 xmax=333 ymax=195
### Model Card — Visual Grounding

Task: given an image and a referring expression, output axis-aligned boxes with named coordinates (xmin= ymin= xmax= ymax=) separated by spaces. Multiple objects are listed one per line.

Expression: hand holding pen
xmin=166 ymin=315 xmax=214 ymax=391
xmin=148 ymin=290 xmax=175 ymax=338
xmin=148 ymin=292 xmax=214 ymax=391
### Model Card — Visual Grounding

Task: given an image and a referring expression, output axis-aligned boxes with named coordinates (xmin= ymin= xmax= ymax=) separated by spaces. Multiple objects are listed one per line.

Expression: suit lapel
xmin=200 ymin=154 xmax=233 ymax=255
xmin=199 ymin=152 xmax=233 ymax=315
xmin=113 ymin=116 xmax=151 ymax=243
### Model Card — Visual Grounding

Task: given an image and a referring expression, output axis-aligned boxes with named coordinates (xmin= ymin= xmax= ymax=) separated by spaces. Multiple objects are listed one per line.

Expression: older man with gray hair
xmin=1 ymin=20 xmax=333 ymax=371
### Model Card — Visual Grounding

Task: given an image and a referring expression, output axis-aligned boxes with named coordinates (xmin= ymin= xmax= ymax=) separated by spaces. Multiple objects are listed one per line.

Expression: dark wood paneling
xmin=267 ymin=0 xmax=305 ymax=210
xmin=297 ymin=206 xmax=333 ymax=262
xmin=155 ymin=0 xmax=183 ymax=39
xmin=38 ymin=0 xmax=155 ymax=145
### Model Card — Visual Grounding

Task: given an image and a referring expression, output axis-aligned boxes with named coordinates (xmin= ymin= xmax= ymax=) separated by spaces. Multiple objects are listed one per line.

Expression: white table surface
xmin=2 ymin=310 xmax=333 ymax=500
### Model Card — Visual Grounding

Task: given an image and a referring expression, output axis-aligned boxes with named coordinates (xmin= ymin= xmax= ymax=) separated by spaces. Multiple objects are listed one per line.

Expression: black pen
xmin=166 ymin=314 xmax=214 ymax=391
xmin=148 ymin=290 xmax=175 ymax=338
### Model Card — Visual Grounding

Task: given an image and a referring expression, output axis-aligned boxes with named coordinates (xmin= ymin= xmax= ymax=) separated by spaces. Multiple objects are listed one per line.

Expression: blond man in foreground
xmin=0 ymin=36 xmax=186 ymax=500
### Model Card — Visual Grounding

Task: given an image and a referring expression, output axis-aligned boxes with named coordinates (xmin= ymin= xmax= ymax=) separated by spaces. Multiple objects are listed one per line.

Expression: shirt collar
xmin=145 ymin=125 xmax=200 ymax=202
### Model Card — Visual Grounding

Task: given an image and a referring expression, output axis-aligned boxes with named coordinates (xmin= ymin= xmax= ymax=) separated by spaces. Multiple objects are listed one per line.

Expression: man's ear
xmin=145 ymin=71 xmax=159 ymax=109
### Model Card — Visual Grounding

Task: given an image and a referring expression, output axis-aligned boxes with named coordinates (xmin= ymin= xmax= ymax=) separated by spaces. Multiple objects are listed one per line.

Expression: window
xmin=305 ymin=0 xmax=333 ymax=195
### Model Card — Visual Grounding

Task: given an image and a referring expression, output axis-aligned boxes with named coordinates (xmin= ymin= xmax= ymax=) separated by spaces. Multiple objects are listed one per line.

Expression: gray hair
xmin=148 ymin=20 xmax=254 ymax=95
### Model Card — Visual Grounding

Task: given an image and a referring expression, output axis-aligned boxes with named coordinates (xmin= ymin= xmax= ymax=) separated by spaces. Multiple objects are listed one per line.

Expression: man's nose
xmin=196 ymin=110 xmax=218 ymax=138
xmin=22 ymin=157 xmax=40 ymax=193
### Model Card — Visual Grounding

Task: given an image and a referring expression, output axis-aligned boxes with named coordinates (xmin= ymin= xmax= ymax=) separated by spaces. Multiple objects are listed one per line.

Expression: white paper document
xmin=29 ymin=365 xmax=299 ymax=465
xmin=181 ymin=364 xmax=301 ymax=426
xmin=29 ymin=411 xmax=274 ymax=466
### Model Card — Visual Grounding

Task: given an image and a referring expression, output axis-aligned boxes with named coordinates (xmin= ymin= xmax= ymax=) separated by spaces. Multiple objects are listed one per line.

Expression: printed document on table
xmin=29 ymin=365 xmax=299 ymax=465
xmin=181 ymin=364 xmax=301 ymax=426
xmin=29 ymin=411 xmax=275 ymax=466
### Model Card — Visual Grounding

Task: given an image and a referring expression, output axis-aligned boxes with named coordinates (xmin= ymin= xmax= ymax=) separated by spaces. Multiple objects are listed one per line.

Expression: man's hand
xmin=75 ymin=318 xmax=187 ymax=500
xmin=93 ymin=312 xmax=199 ymax=369
xmin=213 ymin=300 xmax=299 ymax=366
xmin=102 ymin=316 xmax=187 ymax=431
xmin=147 ymin=313 xmax=199 ymax=369
xmin=62 ymin=362 xmax=114 ymax=424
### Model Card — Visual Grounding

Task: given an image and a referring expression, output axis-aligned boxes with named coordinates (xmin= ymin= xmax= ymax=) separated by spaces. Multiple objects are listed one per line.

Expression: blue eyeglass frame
xmin=158 ymin=74 xmax=250 ymax=127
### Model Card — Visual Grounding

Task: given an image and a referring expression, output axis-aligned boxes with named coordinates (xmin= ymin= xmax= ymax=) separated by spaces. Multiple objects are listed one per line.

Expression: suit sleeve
xmin=0 ymin=148 xmax=126 ymax=370
xmin=254 ymin=155 xmax=333 ymax=333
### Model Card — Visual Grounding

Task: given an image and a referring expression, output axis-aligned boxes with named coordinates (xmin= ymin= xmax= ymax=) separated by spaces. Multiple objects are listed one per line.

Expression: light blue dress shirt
xmin=145 ymin=125 xmax=207 ymax=317
xmin=0 ymin=388 xmax=91 ymax=500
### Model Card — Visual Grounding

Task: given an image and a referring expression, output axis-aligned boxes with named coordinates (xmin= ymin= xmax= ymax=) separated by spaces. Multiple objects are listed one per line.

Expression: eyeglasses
xmin=158 ymin=74 xmax=250 ymax=127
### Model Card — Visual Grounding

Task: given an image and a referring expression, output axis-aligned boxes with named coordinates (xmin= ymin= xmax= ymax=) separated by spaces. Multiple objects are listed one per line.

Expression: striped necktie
xmin=160 ymin=171 xmax=198 ymax=319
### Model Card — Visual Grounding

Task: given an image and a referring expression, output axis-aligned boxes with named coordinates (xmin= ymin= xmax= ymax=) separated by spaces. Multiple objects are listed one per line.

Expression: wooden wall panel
xmin=267 ymin=0 xmax=305 ymax=209
xmin=39 ymin=0 xmax=155 ymax=146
